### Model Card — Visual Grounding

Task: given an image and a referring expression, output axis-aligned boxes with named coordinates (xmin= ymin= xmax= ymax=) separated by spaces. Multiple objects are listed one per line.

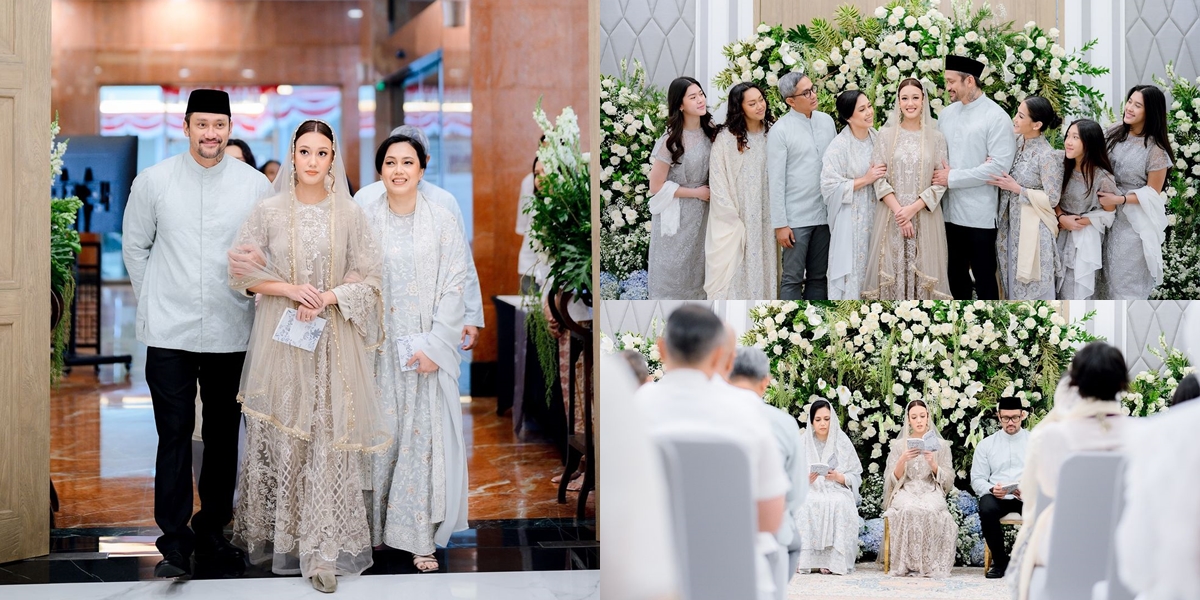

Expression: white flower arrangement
xmin=713 ymin=1 xmax=1108 ymax=125
xmin=601 ymin=321 xmax=664 ymax=381
xmin=1150 ymin=62 xmax=1200 ymax=300
xmin=599 ymin=60 xmax=668 ymax=292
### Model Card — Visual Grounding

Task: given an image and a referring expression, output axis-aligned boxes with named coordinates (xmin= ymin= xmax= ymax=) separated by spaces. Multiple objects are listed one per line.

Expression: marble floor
xmin=0 ymin=570 xmax=600 ymax=599
xmin=788 ymin=562 xmax=1008 ymax=599
xmin=6 ymin=283 xmax=596 ymax=592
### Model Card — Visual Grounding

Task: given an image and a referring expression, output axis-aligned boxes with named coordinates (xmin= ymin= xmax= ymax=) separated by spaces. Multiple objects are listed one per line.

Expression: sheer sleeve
xmin=330 ymin=205 xmax=384 ymax=346
xmin=919 ymin=133 xmax=949 ymax=211
xmin=872 ymin=128 xmax=896 ymax=201
xmin=1147 ymin=141 xmax=1173 ymax=173
xmin=883 ymin=438 xmax=905 ymax=510
xmin=228 ymin=201 xmax=286 ymax=293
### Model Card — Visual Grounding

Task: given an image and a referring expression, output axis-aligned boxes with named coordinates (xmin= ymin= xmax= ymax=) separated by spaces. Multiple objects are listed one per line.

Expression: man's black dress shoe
xmin=195 ymin=533 xmax=247 ymax=563
xmin=985 ymin=561 xmax=1008 ymax=579
xmin=154 ymin=551 xmax=192 ymax=578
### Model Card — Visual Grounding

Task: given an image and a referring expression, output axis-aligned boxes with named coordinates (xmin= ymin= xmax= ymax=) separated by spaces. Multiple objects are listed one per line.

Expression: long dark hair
xmin=1107 ymin=85 xmax=1175 ymax=170
xmin=664 ymin=76 xmax=716 ymax=164
xmin=721 ymin=82 xmax=773 ymax=153
xmin=1022 ymin=96 xmax=1062 ymax=133
xmin=1061 ymin=119 xmax=1114 ymax=197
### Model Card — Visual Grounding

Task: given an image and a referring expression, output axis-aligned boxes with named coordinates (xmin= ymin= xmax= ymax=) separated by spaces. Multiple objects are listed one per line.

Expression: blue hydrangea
xmin=969 ymin=538 xmax=987 ymax=566
xmin=600 ymin=272 xmax=620 ymax=299
xmin=964 ymin=512 xmax=982 ymax=536
xmin=620 ymin=270 xmax=649 ymax=300
xmin=956 ymin=490 xmax=979 ymax=516
xmin=858 ymin=517 xmax=884 ymax=556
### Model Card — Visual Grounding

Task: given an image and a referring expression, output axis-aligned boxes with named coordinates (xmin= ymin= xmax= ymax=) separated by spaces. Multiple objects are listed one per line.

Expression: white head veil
xmin=800 ymin=400 xmax=864 ymax=501
xmin=883 ymin=399 xmax=953 ymax=509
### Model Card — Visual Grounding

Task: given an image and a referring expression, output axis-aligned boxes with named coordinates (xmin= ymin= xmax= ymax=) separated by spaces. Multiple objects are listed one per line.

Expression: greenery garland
xmin=50 ymin=119 xmax=82 ymax=385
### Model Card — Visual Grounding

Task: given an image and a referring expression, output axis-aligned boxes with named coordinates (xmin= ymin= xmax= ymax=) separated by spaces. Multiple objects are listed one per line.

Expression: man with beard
xmin=123 ymin=89 xmax=272 ymax=578
xmin=970 ymin=397 xmax=1030 ymax=578
xmin=933 ymin=55 xmax=1016 ymax=300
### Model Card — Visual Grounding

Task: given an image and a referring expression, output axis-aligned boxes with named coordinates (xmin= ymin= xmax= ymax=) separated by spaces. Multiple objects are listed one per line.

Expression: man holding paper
xmin=123 ymin=89 xmax=272 ymax=578
xmin=970 ymin=397 xmax=1030 ymax=578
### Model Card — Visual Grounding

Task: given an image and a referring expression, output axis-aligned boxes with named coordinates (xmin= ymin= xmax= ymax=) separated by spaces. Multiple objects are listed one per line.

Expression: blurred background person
xmin=225 ymin=138 xmax=257 ymax=169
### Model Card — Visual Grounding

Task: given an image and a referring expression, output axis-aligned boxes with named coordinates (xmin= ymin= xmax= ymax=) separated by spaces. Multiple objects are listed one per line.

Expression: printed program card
xmin=272 ymin=308 xmax=327 ymax=352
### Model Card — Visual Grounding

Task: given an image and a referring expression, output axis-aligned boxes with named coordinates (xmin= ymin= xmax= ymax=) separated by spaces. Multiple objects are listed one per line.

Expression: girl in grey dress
xmin=1055 ymin=119 xmax=1119 ymax=300
xmin=1098 ymin=85 xmax=1175 ymax=299
xmin=990 ymin=97 xmax=1064 ymax=300
xmin=647 ymin=76 xmax=716 ymax=299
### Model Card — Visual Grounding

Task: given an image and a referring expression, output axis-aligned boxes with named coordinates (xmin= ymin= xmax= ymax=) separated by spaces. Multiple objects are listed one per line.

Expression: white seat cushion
xmin=1001 ymin=512 xmax=1023 ymax=523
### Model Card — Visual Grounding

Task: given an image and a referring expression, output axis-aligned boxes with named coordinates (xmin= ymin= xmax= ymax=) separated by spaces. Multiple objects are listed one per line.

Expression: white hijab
xmin=800 ymin=400 xmax=863 ymax=501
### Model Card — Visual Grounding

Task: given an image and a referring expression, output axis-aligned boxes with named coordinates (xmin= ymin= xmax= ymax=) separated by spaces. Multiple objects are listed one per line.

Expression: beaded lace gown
xmin=882 ymin=431 xmax=956 ymax=578
xmin=230 ymin=192 xmax=388 ymax=578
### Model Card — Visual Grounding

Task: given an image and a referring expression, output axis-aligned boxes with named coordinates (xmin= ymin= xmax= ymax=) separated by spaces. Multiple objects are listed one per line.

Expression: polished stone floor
xmin=7 ymin=284 xmax=596 ymax=589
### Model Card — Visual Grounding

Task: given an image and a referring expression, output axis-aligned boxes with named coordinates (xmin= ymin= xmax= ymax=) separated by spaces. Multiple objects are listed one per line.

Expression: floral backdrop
xmin=603 ymin=300 xmax=1193 ymax=565
xmin=599 ymin=0 xmax=1200 ymax=300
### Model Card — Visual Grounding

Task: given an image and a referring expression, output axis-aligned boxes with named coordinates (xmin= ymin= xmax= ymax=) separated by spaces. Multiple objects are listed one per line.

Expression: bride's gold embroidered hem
xmin=237 ymin=396 xmax=394 ymax=454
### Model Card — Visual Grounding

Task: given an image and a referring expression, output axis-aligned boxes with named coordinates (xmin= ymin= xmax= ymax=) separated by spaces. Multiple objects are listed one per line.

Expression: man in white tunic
xmin=769 ymin=72 xmax=838 ymax=300
xmin=122 ymin=89 xmax=273 ymax=578
xmin=729 ymin=346 xmax=807 ymax=583
xmin=637 ymin=306 xmax=790 ymax=599
xmin=354 ymin=125 xmax=485 ymax=350
xmin=933 ymin=56 xmax=1016 ymax=300
xmin=970 ymin=397 xmax=1030 ymax=578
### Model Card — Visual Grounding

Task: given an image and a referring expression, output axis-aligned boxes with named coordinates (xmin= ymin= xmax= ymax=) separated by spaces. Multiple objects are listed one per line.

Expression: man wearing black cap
xmin=932 ymin=55 xmax=1017 ymax=300
xmin=969 ymin=397 xmax=1030 ymax=578
xmin=123 ymin=88 xmax=273 ymax=578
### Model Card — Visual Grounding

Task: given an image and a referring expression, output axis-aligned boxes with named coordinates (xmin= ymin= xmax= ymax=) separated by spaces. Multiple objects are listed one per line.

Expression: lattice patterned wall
xmin=600 ymin=0 xmax=697 ymax=88
xmin=1126 ymin=0 xmax=1200 ymax=87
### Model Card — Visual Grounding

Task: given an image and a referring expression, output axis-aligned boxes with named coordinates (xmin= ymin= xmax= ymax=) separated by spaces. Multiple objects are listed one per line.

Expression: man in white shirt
xmin=636 ymin=305 xmax=789 ymax=536
xmin=354 ymin=125 xmax=484 ymax=350
xmin=122 ymin=89 xmax=273 ymax=578
xmin=933 ymin=55 xmax=1017 ymax=300
xmin=728 ymin=345 xmax=806 ymax=584
xmin=970 ymin=396 xmax=1030 ymax=578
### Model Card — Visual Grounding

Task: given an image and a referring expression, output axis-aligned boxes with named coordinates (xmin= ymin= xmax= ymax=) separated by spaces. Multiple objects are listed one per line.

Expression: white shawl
xmin=703 ymin=131 xmax=747 ymax=298
xmin=1121 ymin=185 xmax=1169 ymax=285
xmin=364 ymin=190 xmax=470 ymax=546
xmin=1067 ymin=208 xmax=1116 ymax=299
xmin=649 ymin=181 xmax=682 ymax=236
xmin=821 ymin=127 xmax=876 ymax=298
xmin=799 ymin=403 xmax=864 ymax=502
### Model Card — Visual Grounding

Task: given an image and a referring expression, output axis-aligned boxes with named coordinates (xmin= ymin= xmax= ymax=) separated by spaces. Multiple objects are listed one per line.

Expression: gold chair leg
xmin=883 ymin=517 xmax=889 ymax=573
xmin=984 ymin=543 xmax=991 ymax=573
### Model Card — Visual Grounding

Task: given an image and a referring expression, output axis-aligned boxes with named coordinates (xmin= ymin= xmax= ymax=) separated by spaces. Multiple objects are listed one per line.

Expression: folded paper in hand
xmin=1000 ymin=482 xmax=1020 ymax=494
xmin=396 ymin=333 xmax=429 ymax=372
xmin=811 ymin=463 xmax=830 ymax=476
xmin=272 ymin=308 xmax=327 ymax=352
xmin=907 ymin=432 xmax=941 ymax=452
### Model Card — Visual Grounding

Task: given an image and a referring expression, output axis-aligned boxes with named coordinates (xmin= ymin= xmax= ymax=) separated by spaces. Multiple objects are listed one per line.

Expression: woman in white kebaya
xmin=794 ymin=400 xmax=863 ymax=575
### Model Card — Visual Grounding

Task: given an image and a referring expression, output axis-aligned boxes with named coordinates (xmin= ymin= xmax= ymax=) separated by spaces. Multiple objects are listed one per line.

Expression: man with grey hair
xmin=728 ymin=346 xmax=807 ymax=584
xmin=355 ymin=125 xmax=485 ymax=349
xmin=768 ymin=71 xmax=837 ymax=300
xmin=933 ymin=56 xmax=1016 ymax=300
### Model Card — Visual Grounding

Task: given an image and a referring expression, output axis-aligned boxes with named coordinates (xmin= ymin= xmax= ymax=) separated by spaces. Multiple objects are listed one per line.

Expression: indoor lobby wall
xmin=470 ymin=0 xmax=590 ymax=364
xmin=50 ymin=0 xmax=367 ymax=186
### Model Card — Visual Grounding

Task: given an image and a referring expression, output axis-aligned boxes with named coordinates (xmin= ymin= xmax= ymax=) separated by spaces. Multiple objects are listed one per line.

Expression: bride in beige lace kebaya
xmin=226 ymin=119 xmax=391 ymax=593
xmin=882 ymin=399 xmax=956 ymax=578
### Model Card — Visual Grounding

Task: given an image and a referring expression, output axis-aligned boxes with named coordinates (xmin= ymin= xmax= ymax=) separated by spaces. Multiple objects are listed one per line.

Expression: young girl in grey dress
xmin=989 ymin=97 xmax=1064 ymax=300
xmin=1097 ymin=85 xmax=1175 ymax=299
xmin=1055 ymin=119 xmax=1119 ymax=300
xmin=647 ymin=77 xmax=716 ymax=299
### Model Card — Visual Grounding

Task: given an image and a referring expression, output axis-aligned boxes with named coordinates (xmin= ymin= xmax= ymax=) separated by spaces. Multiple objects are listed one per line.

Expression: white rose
xmin=918 ymin=15 xmax=932 ymax=29
xmin=812 ymin=59 xmax=828 ymax=74
xmin=752 ymin=67 xmax=765 ymax=80
xmin=875 ymin=6 xmax=888 ymax=18
xmin=766 ymin=73 xmax=779 ymax=86
xmin=1036 ymin=36 xmax=1047 ymax=49
xmin=909 ymin=30 xmax=922 ymax=43
xmin=889 ymin=15 xmax=900 ymax=26
xmin=929 ymin=25 xmax=941 ymax=38
xmin=1021 ymin=49 xmax=1034 ymax=62
xmin=887 ymin=66 xmax=901 ymax=81
xmin=904 ymin=15 xmax=917 ymax=28
xmin=1049 ymin=27 xmax=1060 ymax=38
xmin=893 ymin=383 xmax=905 ymax=396
xmin=965 ymin=31 xmax=978 ymax=42
xmin=757 ymin=23 xmax=770 ymax=33
xmin=750 ymin=50 xmax=763 ymax=62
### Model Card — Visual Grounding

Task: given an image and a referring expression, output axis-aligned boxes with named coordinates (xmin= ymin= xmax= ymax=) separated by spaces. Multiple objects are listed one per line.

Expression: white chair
xmin=657 ymin=431 xmax=759 ymax=600
xmin=1091 ymin=457 xmax=1135 ymax=600
xmin=1028 ymin=452 xmax=1127 ymax=600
